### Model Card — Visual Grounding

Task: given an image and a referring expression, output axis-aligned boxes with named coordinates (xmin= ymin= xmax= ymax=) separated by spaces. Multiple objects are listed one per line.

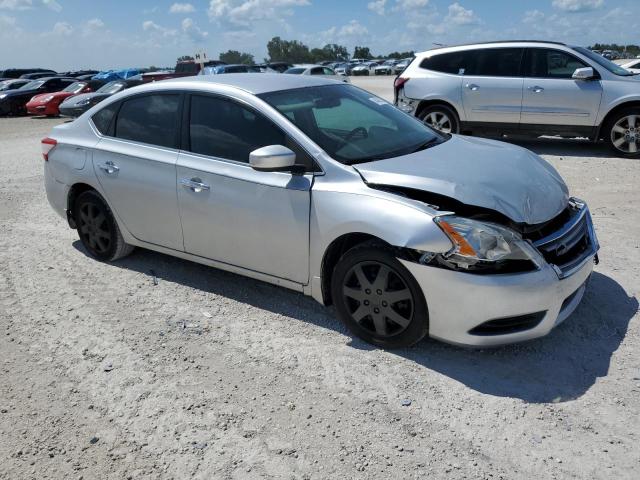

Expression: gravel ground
xmin=1 ymin=78 xmax=639 ymax=479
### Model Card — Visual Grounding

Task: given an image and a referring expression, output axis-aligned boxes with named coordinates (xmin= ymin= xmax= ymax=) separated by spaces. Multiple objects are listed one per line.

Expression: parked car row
xmin=395 ymin=40 xmax=640 ymax=158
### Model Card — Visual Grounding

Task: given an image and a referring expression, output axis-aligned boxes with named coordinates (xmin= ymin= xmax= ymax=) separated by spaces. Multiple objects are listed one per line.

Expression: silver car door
xmin=92 ymin=93 xmax=184 ymax=251
xmin=176 ymin=93 xmax=312 ymax=284
xmin=461 ymin=47 xmax=525 ymax=124
xmin=521 ymin=48 xmax=603 ymax=126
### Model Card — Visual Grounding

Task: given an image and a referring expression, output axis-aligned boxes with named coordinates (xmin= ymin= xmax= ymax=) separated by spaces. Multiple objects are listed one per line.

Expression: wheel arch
xmin=66 ymin=182 xmax=99 ymax=228
xmin=597 ymin=101 xmax=640 ymax=140
xmin=320 ymin=233 xmax=392 ymax=306
xmin=415 ymin=99 xmax=461 ymax=122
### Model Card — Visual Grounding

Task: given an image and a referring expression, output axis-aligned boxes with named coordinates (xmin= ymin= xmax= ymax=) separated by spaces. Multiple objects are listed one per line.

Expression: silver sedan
xmin=43 ymin=74 xmax=598 ymax=348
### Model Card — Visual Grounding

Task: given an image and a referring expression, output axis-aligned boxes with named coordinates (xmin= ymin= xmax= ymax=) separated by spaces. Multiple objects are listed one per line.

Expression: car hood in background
xmin=61 ymin=92 xmax=110 ymax=107
xmin=353 ymin=135 xmax=569 ymax=225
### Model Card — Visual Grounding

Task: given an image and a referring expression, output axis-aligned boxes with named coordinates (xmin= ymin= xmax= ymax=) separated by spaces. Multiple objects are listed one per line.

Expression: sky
xmin=0 ymin=0 xmax=638 ymax=70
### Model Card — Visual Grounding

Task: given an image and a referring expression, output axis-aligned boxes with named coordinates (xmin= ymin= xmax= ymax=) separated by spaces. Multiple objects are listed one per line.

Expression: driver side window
xmin=528 ymin=48 xmax=588 ymax=79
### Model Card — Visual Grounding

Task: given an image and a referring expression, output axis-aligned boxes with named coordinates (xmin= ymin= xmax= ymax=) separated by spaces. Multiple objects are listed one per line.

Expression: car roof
xmin=417 ymin=40 xmax=569 ymax=56
xmin=157 ymin=73 xmax=338 ymax=94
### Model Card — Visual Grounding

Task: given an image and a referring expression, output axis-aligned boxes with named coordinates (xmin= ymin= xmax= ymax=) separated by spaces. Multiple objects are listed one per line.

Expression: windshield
xmin=97 ymin=81 xmax=124 ymax=94
xmin=63 ymin=82 xmax=86 ymax=93
xmin=20 ymin=80 xmax=45 ymax=90
xmin=573 ymin=47 xmax=635 ymax=76
xmin=284 ymin=68 xmax=305 ymax=74
xmin=259 ymin=84 xmax=442 ymax=165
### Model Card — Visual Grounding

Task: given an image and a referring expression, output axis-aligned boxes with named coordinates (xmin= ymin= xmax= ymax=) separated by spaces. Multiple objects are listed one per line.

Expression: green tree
xmin=386 ymin=50 xmax=415 ymax=60
xmin=311 ymin=43 xmax=349 ymax=62
xmin=267 ymin=36 xmax=313 ymax=63
xmin=353 ymin=46 xmax=373 ymax=60
xmin=219 ymin=50 xmax=255 ymax=65
xmin=177 ymin=55 xmax=194 ymax=62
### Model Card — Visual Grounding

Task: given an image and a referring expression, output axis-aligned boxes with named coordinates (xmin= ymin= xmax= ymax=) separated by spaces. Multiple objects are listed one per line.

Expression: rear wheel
xmin=74 ymin=190 xmax=134 ymax=261
xmin=418 ymin=104 xmax=460 ymax=134
xmin=605 ymin=108 xmax=640 ymax=158
xmin=331 ymin=243 xmax=428 ymax=348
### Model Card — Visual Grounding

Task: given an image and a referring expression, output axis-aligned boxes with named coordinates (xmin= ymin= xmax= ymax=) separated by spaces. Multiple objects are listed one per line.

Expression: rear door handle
xmin=528 ymin=86 xmax=544 ymax=93
xmin=97 ymin=161 xmax=119 ymax=175
xmin=466 ymin=83 xmax=479 ymax=91
xmin=180 ymin=177 xmax=210 ymax=193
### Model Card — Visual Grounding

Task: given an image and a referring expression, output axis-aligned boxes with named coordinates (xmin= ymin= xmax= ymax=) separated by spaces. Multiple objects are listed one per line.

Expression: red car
xmin=26 ymin=80 xmax=102 ymax=116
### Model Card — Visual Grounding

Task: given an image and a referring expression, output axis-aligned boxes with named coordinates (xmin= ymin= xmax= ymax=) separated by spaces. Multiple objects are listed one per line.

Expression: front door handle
xmin=180 ymin=177 xmax=210 ymax=193
xmin=466 ymin=83 xmax=479 ymax=91
xmin=528 ymin=86 xmax=544 ymax=93
xmin=98 ymin=161 xmax=119 ymax=175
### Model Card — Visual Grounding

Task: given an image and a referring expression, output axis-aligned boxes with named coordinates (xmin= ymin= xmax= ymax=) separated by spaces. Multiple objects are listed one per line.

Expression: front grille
xmin=468 ymin=311 xmax=546 ymax=336
xmin=530 ymin=200 xmax=598 ymax=279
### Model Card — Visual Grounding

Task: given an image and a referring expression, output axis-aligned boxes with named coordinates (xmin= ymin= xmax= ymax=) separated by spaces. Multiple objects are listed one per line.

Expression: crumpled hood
xmin=353 ymin=135 xmax=569 ymax=225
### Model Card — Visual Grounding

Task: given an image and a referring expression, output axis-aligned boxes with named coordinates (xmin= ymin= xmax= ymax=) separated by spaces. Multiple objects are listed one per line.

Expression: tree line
xmin=178 ymin=37 xmax=415 ymax=66
xmin=589 ymin=43 xmax=640 ymax=57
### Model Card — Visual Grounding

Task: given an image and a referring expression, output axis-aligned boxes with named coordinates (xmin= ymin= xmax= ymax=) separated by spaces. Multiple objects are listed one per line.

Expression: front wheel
xmin=418 ymin=104 xmax=460 ymax=134
xmin=605 ymin=108 xmax=640 ymax=158
xmin=331 ymin=243 xmax=428 ymax=348
xmin=74 ymin=190 xmax=134 ymax=261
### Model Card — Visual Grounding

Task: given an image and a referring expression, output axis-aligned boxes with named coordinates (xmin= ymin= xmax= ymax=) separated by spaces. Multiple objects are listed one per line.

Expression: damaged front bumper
xmin=400 ymin=201 xmax=599 ymax=347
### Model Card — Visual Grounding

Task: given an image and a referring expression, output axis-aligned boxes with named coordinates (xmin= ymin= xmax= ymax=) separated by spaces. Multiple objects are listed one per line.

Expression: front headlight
xmin=433 ymin=216 xmax=543 ymax=272
xmin=0 ymin=93 xmax=7 ymax=100
xmin=77 ymin=98 xmax=92 ymax=106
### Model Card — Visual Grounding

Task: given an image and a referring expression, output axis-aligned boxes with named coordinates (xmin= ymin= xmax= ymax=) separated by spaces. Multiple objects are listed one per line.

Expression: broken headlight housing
xmin=431 ymin=216 xmax=543 ymax=273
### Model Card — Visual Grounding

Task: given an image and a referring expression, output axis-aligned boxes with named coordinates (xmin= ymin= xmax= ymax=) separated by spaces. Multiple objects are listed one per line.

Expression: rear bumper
xmin=401 ymin=256 xmax=595 ymax=347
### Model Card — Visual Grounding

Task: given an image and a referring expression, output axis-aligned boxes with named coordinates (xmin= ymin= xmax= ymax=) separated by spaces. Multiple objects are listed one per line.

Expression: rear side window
xmin=92 ymin=102 xmax=119 ymax=135
xmin=466 ymin=48 xmax=524 ymax=77
xmin=527 ymin=48 xmax=588 ymax=79
xmin=114 ymin=94 xmax=180 ymax=148
xmin=188 ymin=94 xmax=317 ymax=170
xmin=420 ymin=51 xmax=469 ymax=74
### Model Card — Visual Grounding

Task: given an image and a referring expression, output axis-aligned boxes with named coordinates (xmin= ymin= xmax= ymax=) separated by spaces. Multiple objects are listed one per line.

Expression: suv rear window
xmin=420 ymin=51 xmax=469 ymax=74
xmin=114 ymin=94 xmax=180 ymax=148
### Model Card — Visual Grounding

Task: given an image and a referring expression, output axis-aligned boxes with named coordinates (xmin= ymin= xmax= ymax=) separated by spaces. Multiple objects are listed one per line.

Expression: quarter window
xmin=527 ymin=49 xmax=588 ymax=79
xmin=114 ymin=94 xmax=180 ymax=148
xmin=92 ymin=102 xmax=119 ymax=135
xmin=420 ymin=51 xmax=469 ymax=74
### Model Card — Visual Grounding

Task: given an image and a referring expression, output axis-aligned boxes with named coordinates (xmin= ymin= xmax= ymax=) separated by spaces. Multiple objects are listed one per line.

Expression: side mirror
xmin=249 ymin=145 xmax=298 ymax=172
xmin=572 ymin=67 xmax=596 ymax=80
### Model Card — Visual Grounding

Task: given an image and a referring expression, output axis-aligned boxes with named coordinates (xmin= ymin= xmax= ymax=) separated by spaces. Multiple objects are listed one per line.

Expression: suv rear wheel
xmin=605 ymin=108 xmax=640 ymax=158
xmin=418 ymin=104 xmax=459 ymax=134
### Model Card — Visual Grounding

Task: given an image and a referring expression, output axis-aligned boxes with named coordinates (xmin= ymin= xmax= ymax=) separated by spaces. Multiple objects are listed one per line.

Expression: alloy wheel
xmin=423 ymin=111 xmax=453 ymax=134
xmin=78 ymin=202 xmax=112 ymax=254
xmin=342 ymin=261 xmax=414 ymax=337
xmin=611 ymin=114 xmax=638 ymax=154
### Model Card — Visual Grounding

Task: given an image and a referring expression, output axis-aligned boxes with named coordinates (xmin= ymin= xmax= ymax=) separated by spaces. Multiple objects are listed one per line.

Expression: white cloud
xmin=395 ymin=0 xmax=429 ymax=10
xmin=182 ymin=17 xmax=208 ymax=41
xmin=42 ymin=0 xmax=61 ymax=12
xmin=523 ymin=9 xmax=545 ymax=24
xmin=0 ymin=0 xmax=31 ymax=9
xmin=169 ymin=2 xmax=195 ymax=14
xmin=552 ymin=0 xmax=604 ymax=12
xmin=367 ymin=0 xmax=386 ymax=15
xmin=339 ymin=19 xmax=368 ymax=36
xmin=445 ymin=2 xmax=480 ymax=26
xmin=142 ymin=20 xmax=178 ymax=37
xmin=52 ymin=21 xmax=72 ymax=35
xmin=208 ymin=0 xmax=310 ymax=25
xmin=86 ymin=18 xmax=104 ymax=29
xmin=0 ymin=12 xmax=16 ymax=25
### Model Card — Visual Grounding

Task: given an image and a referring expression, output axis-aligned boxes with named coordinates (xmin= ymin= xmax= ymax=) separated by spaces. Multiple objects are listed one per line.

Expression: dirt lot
xmin=1 ymin=77 xmax=639 ymax=479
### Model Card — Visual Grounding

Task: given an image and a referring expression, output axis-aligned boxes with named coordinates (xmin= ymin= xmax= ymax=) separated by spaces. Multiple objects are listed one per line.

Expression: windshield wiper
xmin=411 ymin=137 xmax=440 ymax=153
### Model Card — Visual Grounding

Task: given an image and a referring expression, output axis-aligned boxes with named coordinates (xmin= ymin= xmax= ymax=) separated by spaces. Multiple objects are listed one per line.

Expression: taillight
xmin=41 ymin=137 xmax=57 ymax=161
xmin=394 ymin=77 xmax=409 ymax=90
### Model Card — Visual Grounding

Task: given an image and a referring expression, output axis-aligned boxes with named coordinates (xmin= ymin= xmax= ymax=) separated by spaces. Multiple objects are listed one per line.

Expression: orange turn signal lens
xmin=436 ymin=218 xmax=477 ymax=257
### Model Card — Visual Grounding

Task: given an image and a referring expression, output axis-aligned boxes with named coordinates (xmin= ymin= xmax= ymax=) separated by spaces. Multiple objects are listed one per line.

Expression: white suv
xmin=395 ymin=41 xmax=640 ymax=158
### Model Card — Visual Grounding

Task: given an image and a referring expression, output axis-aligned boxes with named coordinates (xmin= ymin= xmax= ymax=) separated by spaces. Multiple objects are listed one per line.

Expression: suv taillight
xmin=394 ymin=77 xmax=409 ymax=90
xmin=41 ymin=137 xmax=57 ymax=161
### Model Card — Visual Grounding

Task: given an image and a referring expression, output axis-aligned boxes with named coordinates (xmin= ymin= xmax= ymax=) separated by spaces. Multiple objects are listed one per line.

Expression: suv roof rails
xmin=427 ymin=40 xmax=568 ymax=51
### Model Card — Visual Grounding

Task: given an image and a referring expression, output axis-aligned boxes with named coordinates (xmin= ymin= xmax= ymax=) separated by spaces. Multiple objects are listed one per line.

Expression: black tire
xmin=331 ymin=242 xmax=429 ymax=349
xmin=418 ymin=104 xmax=460 ymax=134
xmin=74 ymin=190 xmax=134 ymax=261
xmin=603 ymin=108 xmax=640 ymax=158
